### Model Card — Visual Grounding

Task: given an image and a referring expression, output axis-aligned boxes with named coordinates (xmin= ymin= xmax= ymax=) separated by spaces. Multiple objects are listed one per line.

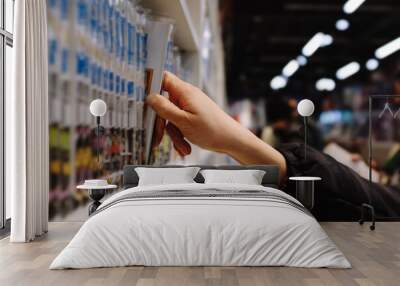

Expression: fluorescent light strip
xmin=375 ymin=37 xmax=400 ymax=59
xmin=316 ymin=78 xmax=336 ymax=91
xmin=282 ymin=60 xmax=300 ymax=77
xmin=270 ymin=75 xmax=287 ymax=90
xmin=336 ymin=19 xmax=350 ymax=31
xmin=302 ymin=33 xmax=325 ymax=57
xmin=336 ymin=62 xmax=360 ymax=80
xmin=366 ymin=58 xmax=379 ymax=71
xmin=343 ymin=0 xmax=366 ymax=14
xmin=297 ymin=55 xmax=307 ymax=66
xmin=321 ymin=34 xmax=333 ymax=47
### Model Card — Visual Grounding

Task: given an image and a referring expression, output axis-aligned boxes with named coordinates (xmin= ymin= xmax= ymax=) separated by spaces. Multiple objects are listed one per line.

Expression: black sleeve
xmin=277 ymin=143 xmax=400 ymax=220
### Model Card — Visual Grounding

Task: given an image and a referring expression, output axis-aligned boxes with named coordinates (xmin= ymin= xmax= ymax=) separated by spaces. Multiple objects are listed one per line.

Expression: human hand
xmin=146 ymin=72 xmax=286 ymax=178
xmin=147 ymin=71 xmax=246 ymax=156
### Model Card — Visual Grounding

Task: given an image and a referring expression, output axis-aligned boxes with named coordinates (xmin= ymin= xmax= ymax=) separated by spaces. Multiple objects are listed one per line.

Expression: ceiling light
xmin=321 ymin=34 xmax=333 ymax=47
xmin=366 ymin=58 xmax=379 ymax=71
xmin=336 ymin=19 xmax=350 ymax=31
xmin=375 ymin=37 xmax=400 ymax=59
xmin=296 ymin=55 xmax=307 ymax=66
xmin=270 ymin=76 xmax=287 ymax=90
xmin=302 ymin=33 xmax=325 ymax=57
xmin=336 ymin=62 xmax=360 ymax=80
xmin=282 ymin=60 xmax=300 ymax=77
xmin=343 ymin=0 xmax=366 ymax=14
xmin=316 ymin=78 xmax=336 ymax=91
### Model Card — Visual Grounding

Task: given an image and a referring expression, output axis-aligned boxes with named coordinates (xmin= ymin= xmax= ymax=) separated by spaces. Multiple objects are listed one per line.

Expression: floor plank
xmin=0 ymin=222 xmax=399 ymax=286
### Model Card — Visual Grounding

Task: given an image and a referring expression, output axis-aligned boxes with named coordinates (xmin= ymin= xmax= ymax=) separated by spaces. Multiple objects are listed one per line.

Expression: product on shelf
xmin=48 ymin=0 xmax=191 ymax=219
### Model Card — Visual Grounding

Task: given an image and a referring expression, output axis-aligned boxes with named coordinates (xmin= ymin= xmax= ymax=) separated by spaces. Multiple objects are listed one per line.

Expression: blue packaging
xmin=96 ymin=0 xmax=102 ymax=44
xmin=109 ymin=72 xmax=114 ymax=92
xmin=108 ymin=5 xmax=114 ymax=54
xmin=97 ymin=66 xmax=102 ymax=87
xmin=127 ymin=23 xmax=136 ymax=65
xmin=61 ymin=48 xmax=69 ymax=73
xmin=60 ymin=0 xmax=69 ymax=20
xmin=77 ymin=0 xmax=88 ymax=29
xmin=49 ymin=0 xmax=57 ymax=10
xmin=90 ymin=62 xmax=97 ymax=84
xmin=116 ymin=75 xmax=120 ymax=94
xmin=49 ymin=39 xmax=58 ymax=66
xmin=89 ymin=0 xmax=97 ymax=38
xmin=84 ymin=56 xmax=90 ymax=78
xmin=103 ymin=69 xmax=108 ymax=90
xmin=76 ymin=52 xmax=85 ymax=75
xmin=121 ymin=16 xmax=126 ymax=62
xmin=142 ymin=33 xmax=148 ymax=68
xmin=127 ymin=81 xmax=134 ymax=98
xmin=121 ymin=78 xmax=126 ymax=94
xmin=101 ymin=0 xmax=108 ymax=49
xmin=115 ymin=10 xmax=121 ymax=59
xmin=136 ymin=31 xmax=141 ymax=71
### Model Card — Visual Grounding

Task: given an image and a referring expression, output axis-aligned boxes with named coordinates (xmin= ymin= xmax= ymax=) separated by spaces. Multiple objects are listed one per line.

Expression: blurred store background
xmin=43 ymin=0 xmax=400 ymax=220
xmin=223 ymin=0 xmax=400 ymax=188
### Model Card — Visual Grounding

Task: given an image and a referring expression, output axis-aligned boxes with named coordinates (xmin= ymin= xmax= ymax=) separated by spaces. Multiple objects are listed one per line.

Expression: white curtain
xmin=8 ymin=0 xmax=49 ymax=242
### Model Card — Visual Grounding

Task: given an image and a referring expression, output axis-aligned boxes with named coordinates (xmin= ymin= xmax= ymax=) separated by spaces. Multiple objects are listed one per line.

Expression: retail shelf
xmin=142 ymin=0 xmax=201 ymax=52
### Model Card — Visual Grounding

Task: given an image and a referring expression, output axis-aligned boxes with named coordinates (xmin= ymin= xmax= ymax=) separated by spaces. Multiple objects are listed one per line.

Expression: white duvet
xmin=50 ymin=183 xmax=351 ymax=269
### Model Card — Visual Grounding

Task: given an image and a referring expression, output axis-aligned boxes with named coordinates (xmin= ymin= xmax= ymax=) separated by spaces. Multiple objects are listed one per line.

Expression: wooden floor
xmin=0 ymin=222 xmax=399 ymax=286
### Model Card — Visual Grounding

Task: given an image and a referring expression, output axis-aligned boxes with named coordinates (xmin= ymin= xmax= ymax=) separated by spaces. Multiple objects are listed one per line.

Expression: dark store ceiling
xmin=225 ymin=0 xmax=400 ymax=101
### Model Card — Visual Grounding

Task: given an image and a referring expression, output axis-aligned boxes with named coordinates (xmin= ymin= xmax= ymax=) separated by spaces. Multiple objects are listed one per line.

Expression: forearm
xmin=224 ymin=127 xmax=287 ymax=182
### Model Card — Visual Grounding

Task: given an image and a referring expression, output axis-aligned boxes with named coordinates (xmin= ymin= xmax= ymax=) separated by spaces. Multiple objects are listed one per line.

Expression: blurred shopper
xmin=264 ymin=97 xmax=324 ymax=150
xmin=263 ymin=97 xmax=300 ymax=145
xmin=148 ymin=72 xmax=400 ymax=220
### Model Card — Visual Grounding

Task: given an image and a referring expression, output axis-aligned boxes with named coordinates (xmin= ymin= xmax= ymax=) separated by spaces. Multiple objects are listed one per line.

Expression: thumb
xmin=146 ymin=94 xmax=187 ymax=126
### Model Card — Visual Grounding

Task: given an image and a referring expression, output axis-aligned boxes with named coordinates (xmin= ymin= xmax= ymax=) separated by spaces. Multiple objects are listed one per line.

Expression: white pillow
xmin=200 ymin=169 xmax=266 ymax=185
xmin=135 ymin=167 xmax=201 ymax=186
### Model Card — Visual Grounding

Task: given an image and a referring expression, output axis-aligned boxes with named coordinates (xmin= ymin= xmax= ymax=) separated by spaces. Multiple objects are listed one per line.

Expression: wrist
xmin=216 ymin=122 xmax=252 ymax=157
xmin=223 ymin=126 xmax=287 ymax=181
xmin=226 ymin=128 xmax=265 ymax=163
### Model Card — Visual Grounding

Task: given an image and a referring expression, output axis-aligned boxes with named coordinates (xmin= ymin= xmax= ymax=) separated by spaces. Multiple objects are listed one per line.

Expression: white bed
xmin=50 ymin=183 xmax=351 ymax=269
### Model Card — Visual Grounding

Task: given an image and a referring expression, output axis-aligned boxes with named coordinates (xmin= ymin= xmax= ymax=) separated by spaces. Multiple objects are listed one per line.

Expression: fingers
xmin=146 ymin=90 xmax=191 ymax=157
xmin=162 ymin=71 xmax=190 ymax=104
xmin=162 ymin=71 xmax=186 ymax=93
xmin=146 ymin=94 xmax=187 ymax=126
xmin=152 ymin=116 xmax=165 ymax=147
xmin=166 ymin=123 xmax=191 ymax=156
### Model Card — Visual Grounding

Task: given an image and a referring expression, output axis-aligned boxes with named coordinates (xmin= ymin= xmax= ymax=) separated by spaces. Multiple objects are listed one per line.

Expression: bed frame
xmin=123 ymin=165 xmax=280 ymax=189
